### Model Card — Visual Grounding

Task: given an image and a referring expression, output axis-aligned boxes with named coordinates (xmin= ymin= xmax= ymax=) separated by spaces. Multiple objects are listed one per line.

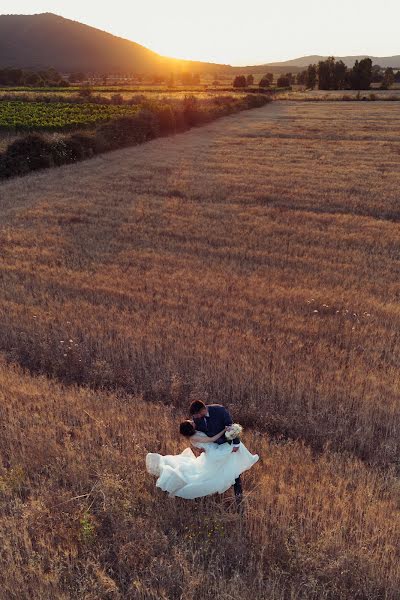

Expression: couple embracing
xmin=146 ymin=399 xmax=259 ymax=506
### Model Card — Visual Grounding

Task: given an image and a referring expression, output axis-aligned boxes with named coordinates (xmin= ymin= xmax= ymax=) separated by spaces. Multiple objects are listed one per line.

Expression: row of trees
xmin=0 ymin=67 xmax=68 ymax=87
xmin=296 ymin=57 xmax=400 ymax=90
xmin=150 ymin=72 xmax=201 ymax=86
xmin=0 ymin=69 xmax=205 ymax=88
xmin=131 ymin=63 xmax=400 ymax=91
xmin=371 ymin=66 xmax=400 ymax=87
xmin=233 ymin=73 xmax=282 ymax=88
xmin=305 ymin=57 xmax=373 ymax=90
xmin=233 ymin=72 xmax=304 ymax=89
xmin=233 ymin=59 xmax=400 ymax=91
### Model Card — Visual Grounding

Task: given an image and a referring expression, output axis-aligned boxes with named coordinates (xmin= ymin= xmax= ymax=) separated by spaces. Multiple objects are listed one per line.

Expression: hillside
xmin=0 ymin=13 xmax=352 ymax=77
xmin=0 ymin=13 xmax=228 ymax=74
xmin=1 ymin=13 xmax=399 ymax=75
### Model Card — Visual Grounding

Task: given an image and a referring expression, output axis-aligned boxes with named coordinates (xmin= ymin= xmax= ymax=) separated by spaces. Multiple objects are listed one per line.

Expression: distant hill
xmin=1 ymin=13 xmax=398 ymax=75
xmin=265 ymin=55 xmax=400 ymax=69
xmin=0 ymin=13 xmax=229 ymax=74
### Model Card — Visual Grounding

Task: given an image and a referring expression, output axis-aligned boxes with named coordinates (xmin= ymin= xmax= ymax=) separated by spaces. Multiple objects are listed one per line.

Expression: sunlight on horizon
xmin=2 ymin=0 xmax=400 ymax=65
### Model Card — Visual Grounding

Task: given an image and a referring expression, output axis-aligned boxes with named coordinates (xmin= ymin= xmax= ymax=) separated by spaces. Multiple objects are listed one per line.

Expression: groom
xmin=189 ymin=399 xmax=243 ymax=505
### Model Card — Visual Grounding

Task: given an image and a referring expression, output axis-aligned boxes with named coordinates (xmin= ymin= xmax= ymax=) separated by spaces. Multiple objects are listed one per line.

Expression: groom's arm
xmin=222 ymin=407 xmax=240 ymax=450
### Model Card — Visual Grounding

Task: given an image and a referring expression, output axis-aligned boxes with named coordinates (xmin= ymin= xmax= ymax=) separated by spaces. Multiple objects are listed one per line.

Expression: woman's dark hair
xmin=189 ymin=400 xmax=206 ymax=415
xmin=180 ymin=420 xmax=196 ymax=437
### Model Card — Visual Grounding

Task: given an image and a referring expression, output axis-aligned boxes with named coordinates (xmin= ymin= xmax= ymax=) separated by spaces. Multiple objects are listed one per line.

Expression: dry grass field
xmin=0 ymin=358 xmax=399 ymax=599
xmin=276 ymin=90 xmax=400 ymax=101
xmin=0 ymin=101 xmax=399 ymax=598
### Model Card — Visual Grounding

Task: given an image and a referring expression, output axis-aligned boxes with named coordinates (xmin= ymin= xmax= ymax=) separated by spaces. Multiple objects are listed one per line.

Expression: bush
xmin=3 ymin=134 xmax=53 ymax=176
xmin=97 ymin=110 xmax=160 ymax=150
xmin=183 ymin=95 xmax=202 ymax=127
xmin=48 ymin=138 xmax=70 ymax=165
xmin=110 ymin=93 xmax=124 ymax=105
xmin=172 ymin=108 xmax=187 ymax=133
xmin=50 ymin=134 xmax=98 ymax=164
xmin=259 ymin=77 xmax=271 ymax=88
xmin=153 ymin=105 xmax=177 ymax=135
xmin=277 ymin=76 xmax=291 ymax=88
xmin=78 ymin=86 xmax=93 ymax=99
xmin=96 ymin=118 xmax=130 ymax=150
xmin=133 ymin=109 xmax=160 ymax=141
xmin=244 ymin=94 xmax=270 ymax=109
xmin=233 ymin=75 xmax=247 ymax=88
xmin=0 ymin=154 xmax=8 ymax=178
xmin=69 ymin=134 xmax=98 ymax=158
xmin=213 ymin=95 xmax=235 ymax=107
xmin=212 ymin=96 xmax=239 ymax=116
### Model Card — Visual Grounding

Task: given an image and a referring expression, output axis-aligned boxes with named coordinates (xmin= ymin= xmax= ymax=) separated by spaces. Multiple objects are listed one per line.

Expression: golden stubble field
xmin=0 ymin=101 xmax=399 ymax=598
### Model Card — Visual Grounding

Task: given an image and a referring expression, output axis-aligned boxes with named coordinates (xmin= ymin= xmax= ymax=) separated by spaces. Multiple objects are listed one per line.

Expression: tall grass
xmin=0 ymin=100 xmax=399 ymax=597
xmin=0 ymin=102 xmax=398 ymax=468
xmin=0 ymin=358 xmax=398 ymax=599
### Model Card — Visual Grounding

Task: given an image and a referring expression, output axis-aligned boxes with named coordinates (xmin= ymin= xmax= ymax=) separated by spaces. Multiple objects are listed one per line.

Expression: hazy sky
xmin=3 ymin=1 xmax=400 ymax=65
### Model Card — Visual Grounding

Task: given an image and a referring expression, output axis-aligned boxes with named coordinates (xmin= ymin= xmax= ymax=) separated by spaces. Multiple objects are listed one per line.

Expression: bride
xmin=145 ymin=420 xmax=259 ymax=499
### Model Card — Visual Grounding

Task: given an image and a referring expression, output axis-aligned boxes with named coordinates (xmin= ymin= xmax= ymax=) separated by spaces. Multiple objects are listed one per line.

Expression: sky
xmin=2 ymin=1 xmax=400 ymax=65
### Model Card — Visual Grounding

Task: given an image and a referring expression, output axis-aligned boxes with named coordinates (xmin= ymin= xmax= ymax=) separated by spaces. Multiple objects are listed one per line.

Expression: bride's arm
xmin=191 ymin=427 xmax=227 ymax=443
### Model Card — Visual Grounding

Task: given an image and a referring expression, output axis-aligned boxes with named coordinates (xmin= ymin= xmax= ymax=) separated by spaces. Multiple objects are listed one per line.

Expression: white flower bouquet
xmin=225 ymin=423 xmax=243 ymax=440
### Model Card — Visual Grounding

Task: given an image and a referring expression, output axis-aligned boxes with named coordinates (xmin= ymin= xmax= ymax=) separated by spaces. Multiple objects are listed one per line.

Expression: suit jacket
xmin=193 ymin=404 xmax=240 ymax=446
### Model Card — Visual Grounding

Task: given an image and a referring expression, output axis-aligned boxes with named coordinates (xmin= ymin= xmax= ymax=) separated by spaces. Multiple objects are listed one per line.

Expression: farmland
xmin=0 ymin=92 xmax=271 ymax=180
xmin=0 ymin=90 xmax=239 ymax=152
xmin=0 ymin=82 xmax=261 ymax=104
xmin=0 ymin=101 xmax=141 ymax=131
xmin=0 ymin=101 xmax=399 ymax=598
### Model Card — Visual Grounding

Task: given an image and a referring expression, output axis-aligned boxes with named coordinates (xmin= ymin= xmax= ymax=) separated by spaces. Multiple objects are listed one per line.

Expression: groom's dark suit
xmin=193 ymin=404 xmax=243 ymax=498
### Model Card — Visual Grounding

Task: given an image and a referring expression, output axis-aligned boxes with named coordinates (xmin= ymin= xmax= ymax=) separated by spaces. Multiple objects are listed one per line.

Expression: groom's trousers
xmin=234 ymin=475 xmax=243 ymax=497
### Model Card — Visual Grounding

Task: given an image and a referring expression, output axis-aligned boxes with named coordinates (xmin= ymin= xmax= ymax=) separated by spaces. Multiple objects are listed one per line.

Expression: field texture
xmin=0 ymin=101 xmax=399 ymax=598
xmin=0 ymin=87 xmax=250 ymax=102
xmin=0 ymin=101 xmax=140 ymax=131
xmin=276 ymin=89 xmax=400 ymax=101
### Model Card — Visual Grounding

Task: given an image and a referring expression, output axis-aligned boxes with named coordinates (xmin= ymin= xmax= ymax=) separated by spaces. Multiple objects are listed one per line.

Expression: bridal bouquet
xmin=225 ymin=423 xmax=243 ymax=440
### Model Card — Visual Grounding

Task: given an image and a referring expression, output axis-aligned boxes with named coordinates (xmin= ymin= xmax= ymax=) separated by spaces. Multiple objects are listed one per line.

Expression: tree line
xmin=297 ymin=57 xmax=376 ymax=90
xmin=233 ymin=58 xmax=400 ymax=91
xmin=0 ymin=67 xmax=68 ymax=87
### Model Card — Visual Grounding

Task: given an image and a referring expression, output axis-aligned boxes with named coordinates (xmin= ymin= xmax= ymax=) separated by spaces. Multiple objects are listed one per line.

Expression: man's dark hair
xmin=189 ymin=400 xmax=206 ymax=415
xmin=179 ymin=420 xmax=196 ymax=437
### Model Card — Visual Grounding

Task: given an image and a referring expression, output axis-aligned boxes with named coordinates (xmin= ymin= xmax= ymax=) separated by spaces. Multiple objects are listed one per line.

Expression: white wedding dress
xmin=146 ymin=432 xmax=259 ymax=499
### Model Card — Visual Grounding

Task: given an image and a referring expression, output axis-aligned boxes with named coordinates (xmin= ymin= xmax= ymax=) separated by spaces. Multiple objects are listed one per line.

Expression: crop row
xmin=0 ymin=102 xmax=140 ymax=131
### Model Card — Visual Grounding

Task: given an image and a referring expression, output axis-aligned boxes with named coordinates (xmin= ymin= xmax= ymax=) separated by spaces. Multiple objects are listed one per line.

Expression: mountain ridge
xmin=0 ymin=13 xmax=230 ymax=73
xmin=0 ymin=13 xmax=399 ymax=73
